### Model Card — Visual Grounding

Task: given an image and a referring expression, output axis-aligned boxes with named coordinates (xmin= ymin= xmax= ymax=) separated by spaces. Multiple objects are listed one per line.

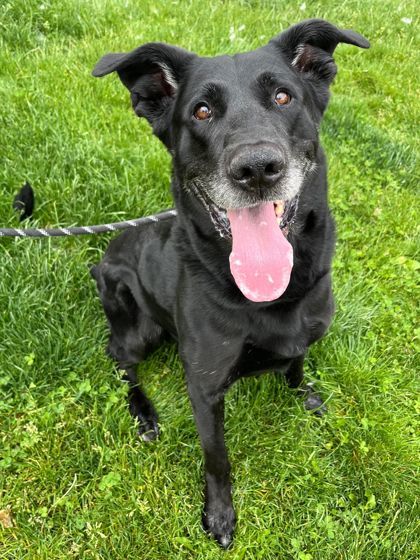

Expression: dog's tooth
xmin=274 ymin=200 xmax=285 ymax=217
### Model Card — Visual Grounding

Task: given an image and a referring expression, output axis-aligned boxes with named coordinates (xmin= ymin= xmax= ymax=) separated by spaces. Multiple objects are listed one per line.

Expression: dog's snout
xmin=227 ymin=143 xmax=285 ymax=190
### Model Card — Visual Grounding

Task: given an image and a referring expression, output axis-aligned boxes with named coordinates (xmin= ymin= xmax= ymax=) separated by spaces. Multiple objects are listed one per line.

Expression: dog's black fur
xmin=90 ymin=19 xmax=369 ymax=547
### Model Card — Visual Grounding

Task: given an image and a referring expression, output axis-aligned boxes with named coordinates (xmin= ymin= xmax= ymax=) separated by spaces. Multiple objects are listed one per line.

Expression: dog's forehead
xmin=186 ymin=46 xmax=293 ymax=87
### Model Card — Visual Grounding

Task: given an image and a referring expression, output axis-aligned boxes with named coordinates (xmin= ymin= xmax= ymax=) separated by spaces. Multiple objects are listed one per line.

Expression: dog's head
xmin=93 ymin=19 xmax=369 ymax=302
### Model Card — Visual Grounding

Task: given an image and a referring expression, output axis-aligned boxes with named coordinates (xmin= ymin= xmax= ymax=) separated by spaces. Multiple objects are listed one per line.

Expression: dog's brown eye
xmin=194 ymin=103 xmax=212 ymax=120
xmin=274 ymin=90 xmax=291 ymax=106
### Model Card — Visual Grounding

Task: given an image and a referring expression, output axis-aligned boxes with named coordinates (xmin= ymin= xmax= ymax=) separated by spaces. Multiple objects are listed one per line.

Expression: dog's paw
xmin=138 ymin=417 xmax=160 ymax=441
xmin=202 ymin=504 xmax=236 ymax=549
xmin=128 ymin=399 xmax=160 ymax=441
xmin=299 ymin=383 xmax=327 ymax=417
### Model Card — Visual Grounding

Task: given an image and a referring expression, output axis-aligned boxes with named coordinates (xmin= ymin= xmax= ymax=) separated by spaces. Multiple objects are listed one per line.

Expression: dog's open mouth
xmin=203 ymin=195 xmax=299 ymax=240
xmin=194 ymin=187 xmax=299 ymax=303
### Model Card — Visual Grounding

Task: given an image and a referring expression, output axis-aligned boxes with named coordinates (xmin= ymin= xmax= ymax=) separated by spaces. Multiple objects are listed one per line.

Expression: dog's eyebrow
xmin=256 ymin=72 xmax=285 ymax=87
xmin=254 ymin=72 xmax=298 ymax=97
xmin=196 ymin=82 xmax=226 ymax=99
xmin=190 ymin=82 xmax=228 ymax=112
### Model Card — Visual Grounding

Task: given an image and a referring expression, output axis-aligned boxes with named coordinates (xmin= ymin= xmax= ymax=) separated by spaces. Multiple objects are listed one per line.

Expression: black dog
xmin=91 ymin=19 xmax=369 ymax=548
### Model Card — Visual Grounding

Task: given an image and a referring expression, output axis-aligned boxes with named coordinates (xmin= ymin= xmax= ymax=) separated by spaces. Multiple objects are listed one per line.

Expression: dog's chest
xmin=232 ymin=313 xmax=307 ymax=377
xmin=235 ymin=274 xmax=334 ymax=375
xmin=236 ymin=344 xmax=294 ymax=377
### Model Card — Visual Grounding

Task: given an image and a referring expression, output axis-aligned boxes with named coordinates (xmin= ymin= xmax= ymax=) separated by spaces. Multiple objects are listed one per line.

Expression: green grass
xmin=0 ymin=1 xmax=419 ymax=558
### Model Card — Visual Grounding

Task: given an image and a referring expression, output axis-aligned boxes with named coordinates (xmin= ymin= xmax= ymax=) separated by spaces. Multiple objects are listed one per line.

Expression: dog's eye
xmin=193 ymin=103 xmax=212 ymax=120
xmin=274 ymin=90 xmax=291 ymax=106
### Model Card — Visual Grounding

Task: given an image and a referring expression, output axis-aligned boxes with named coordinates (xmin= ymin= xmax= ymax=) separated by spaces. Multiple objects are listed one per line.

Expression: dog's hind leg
xmin=284 ymin=355 xmax=327 ymax=417
xmin=120 ymin=364 xmax=160 ymax=442
xmin=91 ymin=263 xmax=164 ymax=440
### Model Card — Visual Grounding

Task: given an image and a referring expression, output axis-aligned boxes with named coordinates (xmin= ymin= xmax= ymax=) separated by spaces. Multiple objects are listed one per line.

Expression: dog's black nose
xmin=227 ymin=143 xmax=285 ymax=190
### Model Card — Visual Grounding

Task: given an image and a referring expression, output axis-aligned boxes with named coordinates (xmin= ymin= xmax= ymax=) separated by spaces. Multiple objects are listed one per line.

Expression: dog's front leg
xmin=186 ymin=376 xmax=235 ymax=548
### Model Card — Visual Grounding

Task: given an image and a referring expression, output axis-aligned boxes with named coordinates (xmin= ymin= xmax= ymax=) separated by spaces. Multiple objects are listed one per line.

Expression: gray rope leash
xmin=0 ymin=209 xmax=177 ymax=238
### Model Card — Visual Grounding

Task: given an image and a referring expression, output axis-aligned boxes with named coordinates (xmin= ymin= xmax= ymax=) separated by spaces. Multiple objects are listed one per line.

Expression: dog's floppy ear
xmin=92 ymin=43 xmax=196 ymax=147
xmin=272 ymin=19 xmax=370 ymax=83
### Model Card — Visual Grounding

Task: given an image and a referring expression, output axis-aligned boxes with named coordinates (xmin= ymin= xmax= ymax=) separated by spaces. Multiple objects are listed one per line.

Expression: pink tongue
xmin=227 ymin=203 xmax=293 ymax=302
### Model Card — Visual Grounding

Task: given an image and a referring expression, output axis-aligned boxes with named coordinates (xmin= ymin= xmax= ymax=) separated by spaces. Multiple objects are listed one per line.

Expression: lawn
xmin=0 ymin=1 xmax=418 ymax=559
